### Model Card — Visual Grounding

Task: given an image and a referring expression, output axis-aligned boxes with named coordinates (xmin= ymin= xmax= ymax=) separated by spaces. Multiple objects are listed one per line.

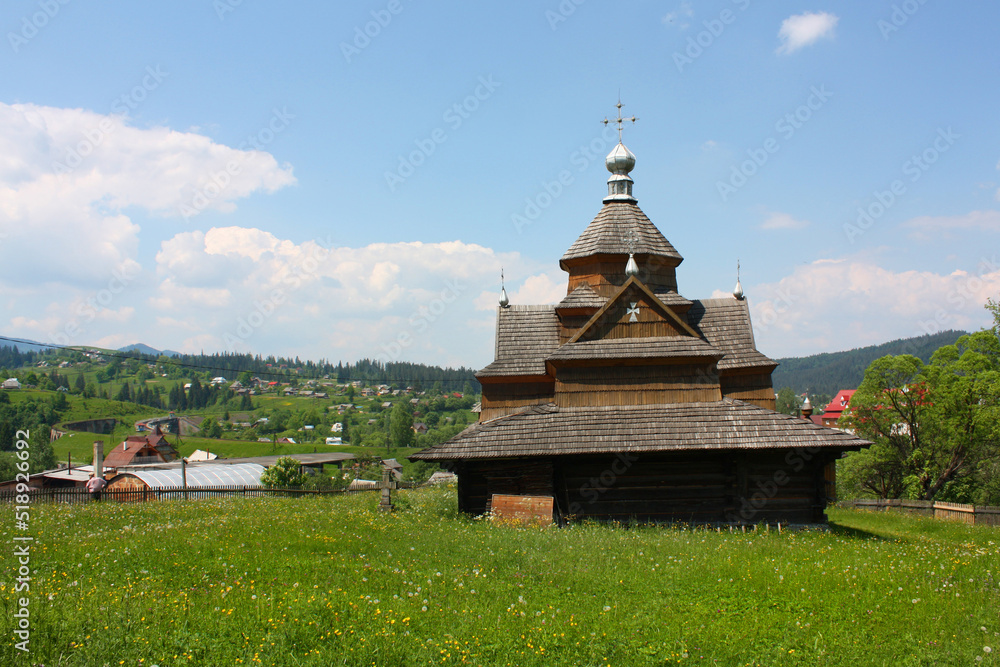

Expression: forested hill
xmin=125 ymin=351 xmax=480 ymax=392
xmin=770 ymin=330 xmax=967 ymax=396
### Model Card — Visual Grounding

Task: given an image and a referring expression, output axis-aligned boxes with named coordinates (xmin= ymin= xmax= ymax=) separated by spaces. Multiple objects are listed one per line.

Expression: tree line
xmin=771 ymin=329 xmax=966 ymax=397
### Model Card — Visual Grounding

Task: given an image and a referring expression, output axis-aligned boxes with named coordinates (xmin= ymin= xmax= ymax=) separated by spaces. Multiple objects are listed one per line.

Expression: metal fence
xmin=840 ymin=498 xmax=1000 ymax=527
xmin=0 ymin=483 xmax=417 ymax=505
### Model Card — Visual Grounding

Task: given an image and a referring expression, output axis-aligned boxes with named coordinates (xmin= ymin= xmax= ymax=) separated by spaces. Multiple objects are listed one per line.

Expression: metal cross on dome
xmin=623 ymin=228 xmax=638 ymax=255
xmin=602 ymin=100 xmax=638 ymax=142
xmin=627 ymin=301 xmax=640 ymax=323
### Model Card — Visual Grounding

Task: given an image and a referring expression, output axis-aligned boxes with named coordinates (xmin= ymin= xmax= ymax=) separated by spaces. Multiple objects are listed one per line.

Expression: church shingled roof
xmin=476 ymin=305 xmax=560 ymax=378
xmin=411 ymin=399 xmax=870 ymax=460
xmin=556 ymin=284 xmax=606 ymax=310
xmin=560 ymin=202 xmax=683 ymax=268
xmin=652 ymin=289 xmax=693 ymax=309
xmin=686 ymin=298 xmax=777 ymax=371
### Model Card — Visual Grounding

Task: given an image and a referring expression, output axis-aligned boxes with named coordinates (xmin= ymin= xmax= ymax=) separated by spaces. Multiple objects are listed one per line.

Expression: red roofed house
xmin=821 ymin=390 xmax=857 ymax=429
xmin=102 ymin=425 xmax=179 ymax=472
xmin=102 ymin=438 xmax=169 ymax=471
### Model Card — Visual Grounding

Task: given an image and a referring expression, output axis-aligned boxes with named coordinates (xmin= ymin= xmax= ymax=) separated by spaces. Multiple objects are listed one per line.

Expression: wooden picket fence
xmin=840 ymin=498 xmax=1000 ymax=527
xmin=0 ymin=483 xmax=416 ymax=505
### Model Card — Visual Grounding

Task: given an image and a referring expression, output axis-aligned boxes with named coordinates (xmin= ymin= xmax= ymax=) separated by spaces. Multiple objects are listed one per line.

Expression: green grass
xmin=2 ymin=490 xmax=998 ymax=666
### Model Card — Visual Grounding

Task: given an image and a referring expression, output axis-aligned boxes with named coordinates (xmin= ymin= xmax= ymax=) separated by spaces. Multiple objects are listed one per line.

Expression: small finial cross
xmin=623 ymin=228 xmax=638 ymax=255
xmin=602 ymin=99 xmax=638 ymax=142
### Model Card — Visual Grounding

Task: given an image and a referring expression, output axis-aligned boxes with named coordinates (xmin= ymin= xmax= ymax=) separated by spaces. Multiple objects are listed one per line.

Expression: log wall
xmin=456 ymin=460 xmax=554 ymax=516
xmin=457 ymin=449 xmax=837 ymax=524
xmin=720 ymin=371 xmax=776 ymax=410
xmin=554 ymin=364 xmax=722 ymax=407
xmin=566 ymin=256 xmax=679 ymax=297
xmin=479 ymin=379 xmax=554 ymax=422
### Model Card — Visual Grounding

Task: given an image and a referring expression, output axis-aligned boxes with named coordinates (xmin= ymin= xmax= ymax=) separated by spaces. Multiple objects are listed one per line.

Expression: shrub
xmin=259 ymin=456 xmax=306 ymax=489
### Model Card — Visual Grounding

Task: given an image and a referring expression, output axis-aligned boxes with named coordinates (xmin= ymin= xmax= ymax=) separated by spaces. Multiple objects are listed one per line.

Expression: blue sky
xmin=2 ymin=0 xmax=998 ymax=369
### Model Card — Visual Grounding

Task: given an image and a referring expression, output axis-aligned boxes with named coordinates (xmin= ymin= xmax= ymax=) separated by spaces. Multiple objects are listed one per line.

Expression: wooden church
xmin=412 ymin=105 xmax=869 ymax=524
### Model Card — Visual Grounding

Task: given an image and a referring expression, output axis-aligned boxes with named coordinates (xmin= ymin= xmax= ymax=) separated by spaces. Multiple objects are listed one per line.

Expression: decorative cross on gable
xmin=626 ymin=301 xmax=640 ymax=323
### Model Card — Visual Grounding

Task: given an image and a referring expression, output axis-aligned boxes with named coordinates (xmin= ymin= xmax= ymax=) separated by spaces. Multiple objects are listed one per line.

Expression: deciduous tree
xmin=843 ymin=329 xmax=1000 ymax=501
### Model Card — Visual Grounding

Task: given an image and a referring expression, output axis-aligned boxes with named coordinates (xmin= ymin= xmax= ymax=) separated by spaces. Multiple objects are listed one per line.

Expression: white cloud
xmin=0 ymin=102 xmax=295 ymax=288
xmin=776 ymin=12 xmax=839 ymax=55
xmin=663 ymin=2 xmax=694 ymax=29
xmin=761 ymin=212 xmax=809 ymax=230
xmin=903 ymin=210 xmax=1000 ymax=240
xmin=145 ymin=227 xmax=539 ymax=367
xmin=748 ymin=256 xmax=1000 ymax=358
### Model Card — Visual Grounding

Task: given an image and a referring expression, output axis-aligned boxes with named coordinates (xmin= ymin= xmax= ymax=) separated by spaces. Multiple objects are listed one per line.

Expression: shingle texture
xmin=547 ymin=336 xmax=722 ymax=362
xmin=653 ymin=289 xmax=693 ymax=309
xmin=687 ymin=298 xmax=777 ymax=371
xmin=560 ymin=202 xmax=683 ymax=266
xmin=476 ymin=305 xmax=560 ymax=378
xmin=411 ymin=399 xmax=870 ymax=460
xmin=556 ymin=284 xmax=606 ymax=310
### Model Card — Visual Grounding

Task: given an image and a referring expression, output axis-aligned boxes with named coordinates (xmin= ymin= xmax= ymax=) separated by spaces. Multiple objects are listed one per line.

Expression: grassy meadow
xmin=2 ymin=487 xmax=998 ymax=666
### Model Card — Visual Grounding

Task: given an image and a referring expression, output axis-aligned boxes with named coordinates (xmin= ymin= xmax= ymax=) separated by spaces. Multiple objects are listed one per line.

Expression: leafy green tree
xmin=842 ymin=330 xmax=1000 ymax=501
xmin=405 ymin=460 xmax=440 ymax=484
xmin=775 ymin=388 xmax=800 ymax=416
xmin=259 ymin=456 xmax=306 ymax=488
xmin=201 ymin=417 xmax=222 ymax=439
xmin=340 ymin=413 xmax=351 ymax=444
xmin=116 ymin=382 xmax=132 ymax=403
xmin=28 ymin=428 xmax=56 ymax=473
xmin=389 ymin=402 xmax=414 ymax=450
xmin=51 ymin=391 xmax=69 ymax=411
xmin=361 ymin=431 xmax=387 ymax=450
xmin=0 ymin=452 xmax=16 ymax=483
xmin=74 ymin=374 xmax=86 ymax=393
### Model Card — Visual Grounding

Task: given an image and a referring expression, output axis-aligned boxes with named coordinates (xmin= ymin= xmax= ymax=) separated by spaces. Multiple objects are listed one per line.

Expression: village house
xmin=820 ymin=390 xmax=857 ymax=430
xmin=103 ymin=438 xmax=169 ymax=472
xmin=412 ymin=110 xmax=870 ymax=525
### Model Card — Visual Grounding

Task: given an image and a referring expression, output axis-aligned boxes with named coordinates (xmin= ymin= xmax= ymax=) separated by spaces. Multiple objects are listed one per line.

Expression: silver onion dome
xmin=605 ymin=142 xmax=636 ymax=175
xmin=625 ymin=253 xmax=639 ymax=277
xmin=604 ymin=142 xmax=637 ymax=203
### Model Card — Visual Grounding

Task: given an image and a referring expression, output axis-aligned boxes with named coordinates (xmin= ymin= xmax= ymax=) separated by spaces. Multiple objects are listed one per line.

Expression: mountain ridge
xmin=770 ymin=329 xmax=968 ymax=396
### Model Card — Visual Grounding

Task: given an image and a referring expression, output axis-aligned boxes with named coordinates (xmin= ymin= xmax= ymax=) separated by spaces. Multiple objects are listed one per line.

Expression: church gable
xmin=569 ymin=277 xmax=699 ymax=343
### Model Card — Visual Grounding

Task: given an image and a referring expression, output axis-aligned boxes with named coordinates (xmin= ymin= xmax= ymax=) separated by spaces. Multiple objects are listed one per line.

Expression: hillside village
xmin=0 ymin=343 xmax=480 ymax=493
